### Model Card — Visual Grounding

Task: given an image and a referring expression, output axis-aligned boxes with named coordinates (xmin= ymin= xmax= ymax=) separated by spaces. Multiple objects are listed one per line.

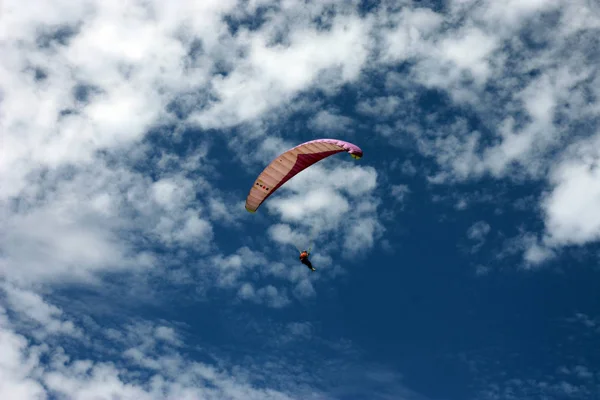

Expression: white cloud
xmin=390 ymin=184 xmax=410 ymax=203
xmin=0 ymin=159 xmax=215 ymax=286
xmin=233 ymin=154 xmax=383 ymax=270
xmin=475 ymin=265 xmax=491 ymax=276
xmin=366 ymin=0 xmax=600 ymax=263
xmin=374 ymin=0 xmax=600 ymax=186
xmin=265 ymin=163 xmax=381 ymax=255
xmin=487 ymin=133 xmax=600 ymax=266
xmin=273 ymin=188 xmax=350 ymax=222
xmin=237 ymin=283 xmax=291 ymax=308
xmin=0 ymin=0 xmax=240 ymax=288
xmin=267 ymin=224 xmax=308 ymax=251
xmin=481 ymin=66 xmax=588 ymax=177
xmin=308 ymin=109 xmax=354 ymax=132
xmin=2 ymin=284 xmax=83 ymax=340
xmin=467 ymin=221 xmax=491 ymax=242
xmin=292 ymin=279 xmax=317 ymax=300
xmin=437 ymin=25 xmax=500 ymax=85
xmin=379 ymin=7 xmax=444 ymax=64
xmin=2 ymin=1 xmax=197 ymax=198
xmin=206 ymin=246 xmax=271 ymax=291
xmin=356 ymin=96 xmax=402 ymax=119
xmin=542 ymin=134 xmax=600 ymax=246
xmin=154 ymin=326 xmax=180 ymax=346
xmin=523 ymin=239 xmax=556 ymax=266
xmin=193 ymin=10 xmax=374 ymax=128
xmin=394 ymin=160 xmax=418 ymax=176
xmin=1 ymin=300 xmax=333 ymax=399
xmin=286 ymin=322 xmax=313 ymax=339
xmin=0 ymin=189 xmax=140 ymax=285
xmin=151 ymin=178 xmax=195 ymax=211
xmin=0 ymin=309 xmax=47 ymax=400
xmin=343 ymin=215 xmax=382 ymax=253
xmin=473 ymin=0 xmax=563 ymax=28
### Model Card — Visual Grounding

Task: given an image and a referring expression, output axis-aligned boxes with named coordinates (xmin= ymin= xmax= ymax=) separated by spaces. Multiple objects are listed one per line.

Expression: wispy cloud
xmin=390 ymin=184 xmax=411 ymax=204
xmin=0 ymin=290 xmax=424 ymax=400
xmin=469 ymin=311 xmax=600 ymax=399
xmin=264 ymin=162 xmax=383 ymax=258
xmin=466 ymin=220 xmax=491 ymax=253
xmin=2 ymin=284 xmax=84 ymax=340
xmin=308 ymin=109 xmax=355 ymax=133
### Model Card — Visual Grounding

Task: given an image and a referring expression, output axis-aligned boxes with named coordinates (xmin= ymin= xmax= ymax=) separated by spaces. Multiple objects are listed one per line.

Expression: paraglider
xmin=244 ymin=138 xmax=363 ymax=213
xmin=244 ymin=138 xmax=364 ymax=271
xmin=299 ymin=249 xmax=315 ymax=271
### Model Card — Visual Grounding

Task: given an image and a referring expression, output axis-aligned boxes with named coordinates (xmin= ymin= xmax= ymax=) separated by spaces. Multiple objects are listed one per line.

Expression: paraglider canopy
xmin=245 ymin=138 xmax=363 ymax=213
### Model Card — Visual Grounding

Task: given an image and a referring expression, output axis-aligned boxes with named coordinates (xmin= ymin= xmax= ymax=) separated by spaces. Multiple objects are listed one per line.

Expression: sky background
xmin=2 ymin=0 xmax=600 ymax=399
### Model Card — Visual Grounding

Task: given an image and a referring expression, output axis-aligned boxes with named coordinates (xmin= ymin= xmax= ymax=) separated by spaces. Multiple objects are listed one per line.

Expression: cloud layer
xmin=2 ymin=0 xmax=600 ymax=398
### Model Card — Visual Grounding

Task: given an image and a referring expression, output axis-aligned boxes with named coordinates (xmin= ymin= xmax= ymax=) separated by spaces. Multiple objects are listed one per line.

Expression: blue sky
xmin=2 ymin=0 xmax=600 ymax=399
